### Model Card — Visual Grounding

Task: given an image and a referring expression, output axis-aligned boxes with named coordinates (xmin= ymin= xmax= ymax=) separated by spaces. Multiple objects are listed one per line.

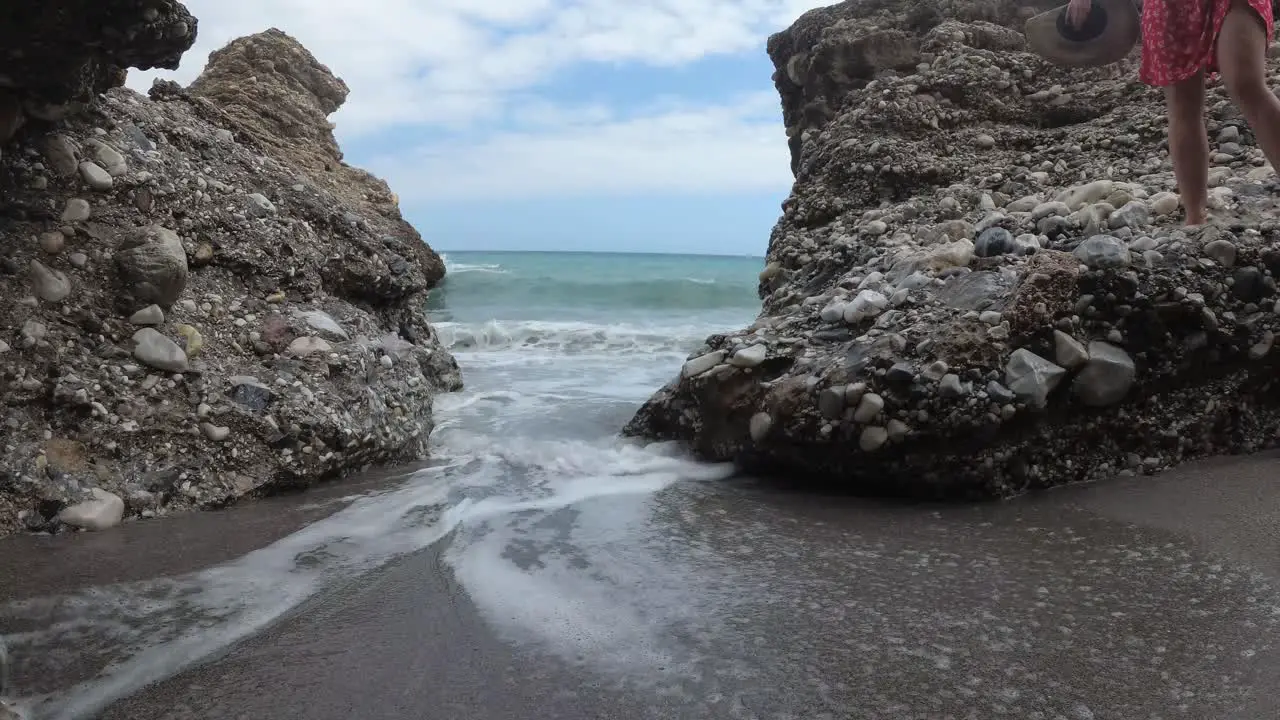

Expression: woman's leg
xmin=1218 ymin=0 xmax=1280 ymax=177
xmin=1166 ymin=73 xmax=1209 ymax=225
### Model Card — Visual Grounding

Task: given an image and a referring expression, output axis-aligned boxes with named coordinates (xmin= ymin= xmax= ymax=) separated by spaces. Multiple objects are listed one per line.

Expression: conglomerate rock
xmin=0 ymin=19 xmax=460 ymax=535
xmin=625 ymin=0 xmax=1280 ymax=498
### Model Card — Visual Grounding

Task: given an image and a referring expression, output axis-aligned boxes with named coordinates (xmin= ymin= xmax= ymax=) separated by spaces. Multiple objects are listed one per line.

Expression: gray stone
xmin=247 ymin=192 xmax=277 ymax=216
xmin=129 ymin=304 xmax=165 ymax=325
xmin=58 ymin=488 xmax=125 ymax=531
xmin=853 ymin=393 xmax=884 ymax=423
xmin=78 ymin=160 xmax=113 ymax=190
xmin=818 ymin=388 xmax=845 ymax=419
xmin=287 ymin=336 xmax=333 ymax=357
xmin=132 ymin=328 xmax=189 ymax=372
xmin=749 ymin=412 xmax=773 ymax=442
xmin=1203 ymin=238 xmax=1237 ymax=267
xmin=68 ymin=252 xmax=89 ymax=268
xmin=729 ymin=344 xmax=768 ymax=368
xmin=987 ymin=380 xmax=1016 ymax=405
xmin=842 ymin=289 xmax=888 ymax=323
xmin=200 ymin=423 xmax=231 ymax=442
xmin=1053 ymin=330 xmax=1090 ymax=369
xmin=114 ymin=225 xmax=189 ymax=309
xmin=1107 ymin=200 xmax=1150 ymax=230
xmin=1072 ymin=341 xmax=1136 ymax=407
xmin=1148 ymin=192 xmax=1180 ymax=216
xmin=43 ymin=134 xmax=79 ymax=176
xmin=682 ymin=350 xmax=724 ymax=378
xmin=1004 ymin=349 xmax=1067 ymax=408
xmin=819 ymin=300 xmax=846 ymax=323
xmin=859 ymin=426 xmax=890 ymax=452
xmin=298 ymin=310 xmax=348 ymax=340
xmin=39 ymin=231 xmax=65 ymax=254
xmin=974 ymin=227 xmax=1016 ymax=257
xmin=939 ymin=373 xmax=968 ymax=398
xmin=1072 ymin=235 xmax=1131 ymax=269
xmin=1031 ymin=201 xmax=1070 ymax=220
xmin=29 ymin=260 xmax=71 ymax=302
xmin=229 ymin=376 xmax=273 ymax=411
xmin=89 ymin=140 xmax=127 ymax=176
xmin=61 ymin=198 xmax=91 ymax=222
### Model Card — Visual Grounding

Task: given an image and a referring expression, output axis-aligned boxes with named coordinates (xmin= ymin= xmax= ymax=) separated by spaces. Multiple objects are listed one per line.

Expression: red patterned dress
xmin=1139 ymin=0 xmax=1275 ymax=86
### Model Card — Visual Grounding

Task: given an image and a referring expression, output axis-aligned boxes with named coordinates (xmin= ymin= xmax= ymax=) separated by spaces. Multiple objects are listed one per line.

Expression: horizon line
xmin=436 ymin=248 xmax=766 ymax=259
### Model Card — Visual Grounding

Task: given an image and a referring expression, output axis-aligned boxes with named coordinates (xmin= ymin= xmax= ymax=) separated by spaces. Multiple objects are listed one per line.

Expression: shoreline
xmin=4 ymin=449 xmax=1280 ymax=719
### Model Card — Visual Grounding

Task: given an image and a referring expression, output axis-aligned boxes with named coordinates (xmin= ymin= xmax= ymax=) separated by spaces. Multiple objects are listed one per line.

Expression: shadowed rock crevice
xmin=625 ymin=0 xmax=1280 ymax=498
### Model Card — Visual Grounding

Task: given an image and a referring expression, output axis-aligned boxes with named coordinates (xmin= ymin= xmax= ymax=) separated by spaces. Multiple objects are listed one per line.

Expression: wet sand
xmin=6 ymin=452 xmax=1280 ymax=719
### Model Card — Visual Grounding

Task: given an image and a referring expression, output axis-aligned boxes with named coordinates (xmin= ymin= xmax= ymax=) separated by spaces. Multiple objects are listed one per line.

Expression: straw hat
xmin=1025 ymin=0 xmax=1141 ymax=67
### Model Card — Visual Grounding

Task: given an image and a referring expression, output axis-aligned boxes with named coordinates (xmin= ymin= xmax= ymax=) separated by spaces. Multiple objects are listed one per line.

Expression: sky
xmin=128 ymin=0 xmax=835 ymax=256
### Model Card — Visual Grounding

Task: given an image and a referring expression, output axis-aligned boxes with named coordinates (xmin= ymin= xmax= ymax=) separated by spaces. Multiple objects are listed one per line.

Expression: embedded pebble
xmin=78 ymin=160 xmax=113 ymax=190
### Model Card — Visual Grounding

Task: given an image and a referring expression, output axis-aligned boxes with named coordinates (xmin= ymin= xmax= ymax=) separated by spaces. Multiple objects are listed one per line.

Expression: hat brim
xmin=1025 ymin=0 xmax=1140 ymax=67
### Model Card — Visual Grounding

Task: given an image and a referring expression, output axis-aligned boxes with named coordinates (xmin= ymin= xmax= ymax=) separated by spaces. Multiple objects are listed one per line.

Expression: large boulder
xmin=187 ymin=29 xmax=446 ymax=287
xmin=624 ymin=0 xmax=1280 ymax=498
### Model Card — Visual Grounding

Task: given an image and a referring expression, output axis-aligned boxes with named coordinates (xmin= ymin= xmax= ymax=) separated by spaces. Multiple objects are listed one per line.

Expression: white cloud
xmin=371 ymin=93 xmax=794 ymax=201
xmin=129 ymin=0 xmax=834 ymax=200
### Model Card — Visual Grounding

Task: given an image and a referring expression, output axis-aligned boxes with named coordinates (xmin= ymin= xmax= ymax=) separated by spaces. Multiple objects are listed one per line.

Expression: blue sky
xmin=130 ymin=0 xmax=833 ymax=255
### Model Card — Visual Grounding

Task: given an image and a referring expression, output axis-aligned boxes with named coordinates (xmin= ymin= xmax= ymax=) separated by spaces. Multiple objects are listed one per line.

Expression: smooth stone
xmin=1232 ymin=266 xmax=1268 ymax=302
xmin=1053 ymin=330 xmax=1090 ymax=369
xmin=1056 ymin=180 xmax=1114 ymax=210
xmin=58 ymin=488 xmax=125 ymax=531
xmin=1073 ymin=235 xmax=1131 ymax=269
xmin=974 ymin=227 xmax=1016 ymax=258
xmin=43 ymin=134 xmax=79 ymax=176
xmin=729 ymin=344 xmax=768 ymax=368
xmin=1006 ymin=195 xmax=1041 ymax=213
xmin=247 ymin=193 xmax=277 ymax=216
xmin=853 ymin=393 xmax=884 ymax=423
xmin=287 ymin=336 xmax=333 ymax=357
xmin=176 ymin=324 xmax=203 ymax=358
xmin=1203 ymin=239 xmax=1237 ymax=267
xmin=200 ymin=423 xmax=231 ymax=442
xmin=682 ymin=350 xmax=725 ymax=378
xmin=1107 ymin=200 xmax=1150 ymax=229
xmin=1072 ymin=341 xmax=1136 ymax=407
xmin=1031 ymin=201 xmax=1070 ymax=220
xmin=939 ymin=373 xmax=968 ymax=398
xmin=927 ymin=239 xmax=975 ymax=270
xmin=90 ymin=140 xmax=128 ymax=176
xmin=1148 ymin=192 xmax=1180 ymax=216
xmin=78 ymin=160 xmax=113 ymax=190
xmin=61 ymin=198 xmax=91 ymax=222
xmin=819 ymin=300 xmax=847 ymax=323
xmin=859 ymin=426 xmax=890 ymax=452
xmin=115 ymin=225 xmax=190 ymax=310
xmin=987 ymin=380 xmax=1016 ymax=405
xmin=842 ymin=290 xmax=888 ymax=324
xmin=975 ymin=134 xmax=995 ymax=149
xmin=886 ymin=419 xmax=910 ymax=441
xmin=132 ymin=328 xmax=189 ymax=372
xmin=129 ymin=304 xmax=165 ymax=325
xmin=818 ymin=388 xmax=845 ymax=419
xmin=30 ymin=260 xmax=71 ymax=302
xmin=863 ymin=220 xmax=888 ymax=236
xmin=39 ymin=231 xmax=65 ymax=254
xmin=749 ymin=412 xmax=773 ymax=442
xmin=1219 ymin=126 xmax=1241 ymax=143
xmin=1005 ymin=349 xmax=1067 ymax=408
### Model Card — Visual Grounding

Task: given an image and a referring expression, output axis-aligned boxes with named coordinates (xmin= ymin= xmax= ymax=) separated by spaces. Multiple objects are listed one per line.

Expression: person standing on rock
xmin=1067 ymin=0 xmax=1280 ymax=225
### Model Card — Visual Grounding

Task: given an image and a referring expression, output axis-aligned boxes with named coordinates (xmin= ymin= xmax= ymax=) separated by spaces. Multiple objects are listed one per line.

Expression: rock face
xmin=625 ymin=0 xmax=1280 ymax=498
xmin=0 ymin=0 xmax=197 ymax=134
xmin=0 ymin=19 xmax=461 ymax=535
xmin=187 ymin=30 xmax=446 ymax=286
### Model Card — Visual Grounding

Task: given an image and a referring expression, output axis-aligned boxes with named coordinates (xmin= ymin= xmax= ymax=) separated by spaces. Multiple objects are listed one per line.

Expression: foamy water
xmin=1 ymin=252 xmax=758 ymax=718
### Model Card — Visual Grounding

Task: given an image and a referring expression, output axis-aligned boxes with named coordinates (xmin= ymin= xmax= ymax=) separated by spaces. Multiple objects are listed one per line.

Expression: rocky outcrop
xmin=0 ymin=0 xmax=196 ymax=139
xmin=625 ymin=0 xmax=1280 ymax=498
xmin=0 ymin=15 xmax=460 ymax=535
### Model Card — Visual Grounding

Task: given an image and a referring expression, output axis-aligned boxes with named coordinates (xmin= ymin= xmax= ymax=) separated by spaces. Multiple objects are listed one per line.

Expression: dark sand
xmin=5 ymin=452 xmax=1280 ymax=720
